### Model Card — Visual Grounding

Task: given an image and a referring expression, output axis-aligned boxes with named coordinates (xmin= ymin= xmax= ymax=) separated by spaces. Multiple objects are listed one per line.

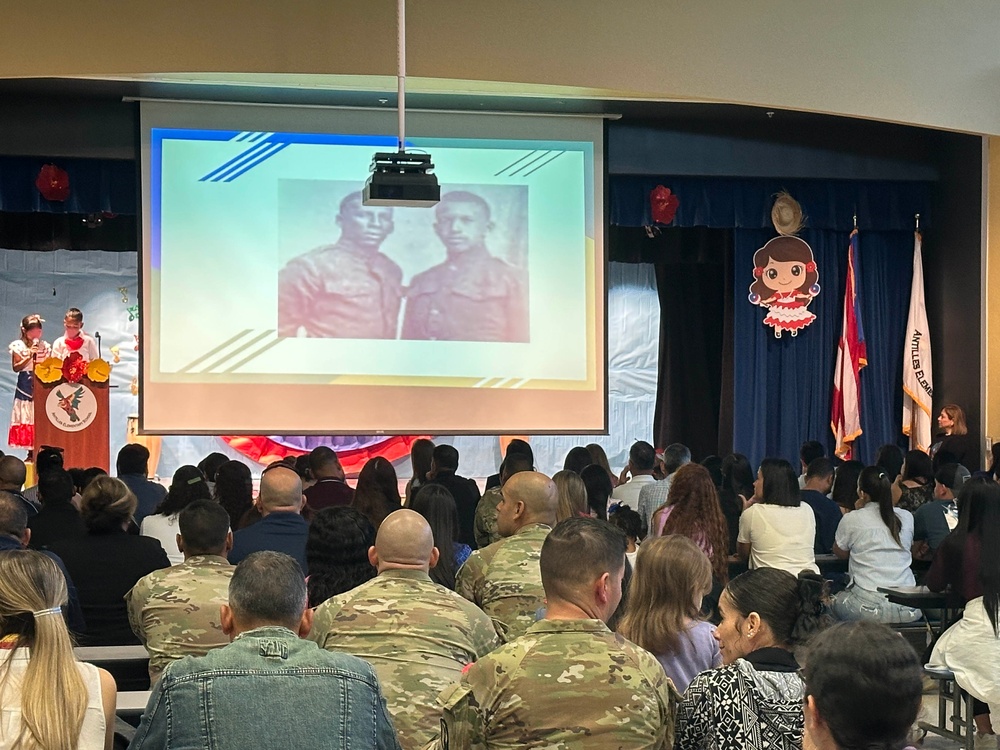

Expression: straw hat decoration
xmin=771 ymin=191 xmax=805 ymax=236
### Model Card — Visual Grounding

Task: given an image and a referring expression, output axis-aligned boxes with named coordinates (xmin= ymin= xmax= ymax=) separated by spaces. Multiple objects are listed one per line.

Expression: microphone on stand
xmin=94 ymin=332 xmax=102 ymax=359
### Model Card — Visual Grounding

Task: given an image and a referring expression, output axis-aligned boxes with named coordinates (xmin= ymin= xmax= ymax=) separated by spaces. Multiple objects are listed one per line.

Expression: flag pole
xmin=915 ymin=213 xmax=920 ymax=231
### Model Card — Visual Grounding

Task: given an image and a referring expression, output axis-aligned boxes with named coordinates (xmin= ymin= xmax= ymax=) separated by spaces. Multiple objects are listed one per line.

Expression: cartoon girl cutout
xmin=748 ymin=236 xmax=820 ymax=338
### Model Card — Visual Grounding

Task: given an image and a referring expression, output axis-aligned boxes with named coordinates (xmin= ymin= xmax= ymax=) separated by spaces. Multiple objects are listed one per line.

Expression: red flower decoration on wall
xmin=650 ymin=185 xmax=680 ymax=225
xmin=63 ymin=352 xmax=88 ymax=383
xmin=35 ymin=164 xmax=71 ymax=202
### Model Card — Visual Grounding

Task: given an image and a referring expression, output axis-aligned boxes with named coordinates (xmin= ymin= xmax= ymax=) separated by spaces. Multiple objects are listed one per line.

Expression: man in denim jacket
xmin=129 ymin=551 xmax=400 ymax=750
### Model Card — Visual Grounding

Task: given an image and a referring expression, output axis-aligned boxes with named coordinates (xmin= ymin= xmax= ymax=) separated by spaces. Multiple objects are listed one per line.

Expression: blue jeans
xmin=831 ymin=584 xmax=922 ymax=624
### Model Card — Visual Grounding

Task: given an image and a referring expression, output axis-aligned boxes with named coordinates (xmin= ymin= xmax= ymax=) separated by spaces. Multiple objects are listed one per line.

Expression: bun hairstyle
xmin=858 ymin=465 xmax=901 ymax=546
xmin=80 ymin=475 xmax=137 ymax=533
xmin=725 ymin=568 xmax=830 ymax=648
xmin=803 ymin=621 xmax=922 ymax=750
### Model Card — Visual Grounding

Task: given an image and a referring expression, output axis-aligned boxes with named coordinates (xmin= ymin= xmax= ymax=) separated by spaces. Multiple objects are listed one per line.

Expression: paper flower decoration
xmin=63 ymin=352 xmax=87 ymax=383
xmin=35 ymin=357 xmax=64 ymax=384
xmin=35 ymin=164 xmax=71 ymax=202
xmin=109 ymin=345 xmax=120 ymax=364
xmin=87 ymin=358 xmax=111 ymax=383
xmin=650 ymin=185 xmax=680 ymax=225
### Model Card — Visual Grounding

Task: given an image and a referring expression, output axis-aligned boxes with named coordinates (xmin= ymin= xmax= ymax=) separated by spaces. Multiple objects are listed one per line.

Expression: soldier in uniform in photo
xmin=402 ymin=191 xmax=528 ymax=342
xmin=278 ymin=191 xmax=403 ymax=339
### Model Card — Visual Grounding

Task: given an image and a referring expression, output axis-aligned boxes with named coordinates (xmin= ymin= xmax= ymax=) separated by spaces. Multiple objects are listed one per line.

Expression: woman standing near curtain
xmin=831 ymin=466 xmax=921 ymax=624
xmin=8 ymin=314 xmax=50 ymax=452
xmin=931 ymin=403 xmax=978 ymax=473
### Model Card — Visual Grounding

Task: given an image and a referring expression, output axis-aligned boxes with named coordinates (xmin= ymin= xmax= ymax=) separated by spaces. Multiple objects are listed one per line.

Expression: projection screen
xmin=140 ymin=100 xmax=605 ymax=434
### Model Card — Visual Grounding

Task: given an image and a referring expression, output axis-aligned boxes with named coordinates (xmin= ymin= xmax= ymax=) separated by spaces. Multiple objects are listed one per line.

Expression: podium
xmin=33 ymin=375 xmax=110 ymax=471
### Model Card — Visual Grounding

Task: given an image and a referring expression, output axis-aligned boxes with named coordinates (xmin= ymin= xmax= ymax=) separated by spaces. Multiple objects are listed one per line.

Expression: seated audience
xmin=893 ymin=449 xmax=935 ymax=512
xmin=737 ymin=458 xmax=818 ymax=575
xmin=799 ymin=458 xmax=840 ymax=553
xmin=49 ymin=476 xmax=169 ymax=645
xmin=617 ymin=535 xmax=721 ymax=692
xmin=803 ymin=621 xmax=922 ymax=750
xmin=27 ymin=468 xmax=85 ymax=549
xmin=305 ymin=506 xmax=376 ymax=607
xmin=874 ymin=443 xmax=905 ymax=483
xmin=931 ymin=402 xmax=977 ymax=472
xmin=213 ymin=459 xmax=254 ymax=530
xmin=129 ymin=551 xmax=400 ymax=749
xmin=929 ymin=478 xmax=1000 ymax=744
xmin=0 ymin=550 xmax=116 ymax=750
xmin=426 ymin=445 xmax=480 ymax=549
xmin=637 ymin=443 xmax=691 ymax=533
xmin=651 ymin=463 xmax=729 ymax=585
xmin=20 ymin=445 xmax=63 ymax=505
xmin=912 ymin=462 xmax=969 ymax=560
xmin=230 ymin=465 xmax=309 ymax=573
xmin=410 ymin=484 xmax=470 ymax=590
xmin=484 ymin=439 xmax=532 ymax=492
xmin=674 ymin=567 xmax=829 ymax=750
xmin=436 ymin=517 xmax=678 ymax=749
xmin=404 ymin=437 xmax=435 ymax=503
xmin=608 ymin=503 xmax=644 ymax=569
xmin=353 ymin=456 xmax=401 ymax=531
xmin=456 ymin=471 xmax=557 ymax=640
xmin=798 ymin=440 xmax=826 ymax=488
xmin=310 ymin=510 xmax=499 ymax=750
xmin=831 ymin=466 xmax=920 ymax=623
xmin=830 ymin=459 xmax=864 ymax=515
xmin=562 ymin=445 xmax=594 ymax=474
xmin=127 ymin=500 xmax=235 ymax=682
xmin=701 ymin=455 xmax=723 ymax=489
xmin=0 ymin=490 xmax=85 ymax=633
xmin=581 ymin=463 xmax=614 ymax=520
xmin=586 ymin=442 xmax=618 ymax=488
xmin=718 ymin=453 xmax=754 ymax=554
xmin=473 ymin=454 xmax=532 ymax=549
xmin=140 ymin=465 xmax=212 ymax=565
xmin=553 ymin=468 xmax=588 ymax=522
xmin=926 ymin=478 xmax=995 ymax=604
xmin=0 ymin=455 xmax=36 ymax=517
xmin=195 ymin=451 xmax=228 ymax=495
xmin=303 ymin=446 xmax=353 ymax=517
xmin=116 ymin=443 xmax=167 ymax=526
xmin=609 ymin=440 xmax=658 ymax=515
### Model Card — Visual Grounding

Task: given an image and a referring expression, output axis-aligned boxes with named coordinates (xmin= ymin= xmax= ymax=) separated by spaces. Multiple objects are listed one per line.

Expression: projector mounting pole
xmin=397 ymin=0 xmax=406 ymax=153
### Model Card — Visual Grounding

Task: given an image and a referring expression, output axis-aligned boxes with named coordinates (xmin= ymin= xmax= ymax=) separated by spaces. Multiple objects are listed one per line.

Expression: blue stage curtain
xmin=0 ymin=157 xmax=136 ymax=215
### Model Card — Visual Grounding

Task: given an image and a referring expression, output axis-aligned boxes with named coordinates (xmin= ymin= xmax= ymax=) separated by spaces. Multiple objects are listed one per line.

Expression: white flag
xmin=902 ymin=232 xmax=933 ymax=450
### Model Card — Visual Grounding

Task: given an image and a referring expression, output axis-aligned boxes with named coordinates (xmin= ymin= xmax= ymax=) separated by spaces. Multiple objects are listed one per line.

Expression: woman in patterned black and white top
xmin=674 ymin=567 xmax=829 ymax=750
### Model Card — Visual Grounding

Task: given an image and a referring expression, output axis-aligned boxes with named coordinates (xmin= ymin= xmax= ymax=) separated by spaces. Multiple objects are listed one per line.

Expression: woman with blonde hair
xmin=617 ymin=535 xmax=721 ymax=692
xmin=553 ymin=469 xmax=588 ymax=522
xmin=652 ymin=463 xmax=730 ymax=584
xmin=0 ymin=549 xmax=116 ymax=749
xmin=932 ymin=403 xmax=977 ymax=472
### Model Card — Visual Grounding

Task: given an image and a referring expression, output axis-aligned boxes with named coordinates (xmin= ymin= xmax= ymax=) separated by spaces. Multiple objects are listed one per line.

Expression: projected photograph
xmin=276 ymin=181 xmax=529 ymax=343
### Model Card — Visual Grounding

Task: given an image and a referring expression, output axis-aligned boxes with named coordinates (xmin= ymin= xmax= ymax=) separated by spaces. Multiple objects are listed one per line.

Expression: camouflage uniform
xmin=473 ymin=487 xmax=503 ymax=549
xmin=433 ymin=618 xmax=678 ymax=749
xmin=126 ymin=555 xmax=235 ymax=682
xmin=455 ymin=523 xmax=551 ymax=641
xmin=309 ymin=569 xmax=501 ymax=750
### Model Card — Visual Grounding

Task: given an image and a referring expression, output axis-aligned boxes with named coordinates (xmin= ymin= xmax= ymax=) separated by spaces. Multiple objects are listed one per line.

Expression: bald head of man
xmin=496 ymin=471 xmax=558 ymax=537
xmin=369 ymin=509 xmax=440 ymax=573
xmin=0 ymin=456 xmax=26 ymax=490
xmin=257 ymin=466 xmax=304 ymax=515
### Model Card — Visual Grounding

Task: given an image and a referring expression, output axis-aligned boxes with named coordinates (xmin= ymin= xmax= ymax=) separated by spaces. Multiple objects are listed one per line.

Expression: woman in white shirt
xmin=140 ymin=465 xmax=212 ymax=565
xmin=0 ymin=550 xmax=115 ymax=750
xmin=830 ymin=466 xmax=921 ymax=623
xmin=737 ymin=458 xmax=818 ymax=575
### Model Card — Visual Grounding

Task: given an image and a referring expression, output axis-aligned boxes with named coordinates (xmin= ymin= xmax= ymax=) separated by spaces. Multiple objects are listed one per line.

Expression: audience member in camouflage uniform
xmin=456 ymin=471 xmax=557 ymax=640
xmin=310 ymin=509 xmax=499 ymax=750
xmin=127 ymin=500 xmax=235 ymax=681
xmin=473 ymin=454 xmax=534 ymax=549
xmin=435 ymin=516 xmax=678 ymax=749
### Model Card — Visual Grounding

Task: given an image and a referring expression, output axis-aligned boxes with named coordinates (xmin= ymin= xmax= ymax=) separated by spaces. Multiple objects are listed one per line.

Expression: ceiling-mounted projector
xmin=363 ymin=151 xmax=440 ymax=208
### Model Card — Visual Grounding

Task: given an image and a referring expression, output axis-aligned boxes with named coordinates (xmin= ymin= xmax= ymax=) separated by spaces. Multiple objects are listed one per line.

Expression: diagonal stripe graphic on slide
xmin=221 ymin=334 xmax=282 ymax=373
xmin=200 ymin=141 xmax=275 ymax=182
xmin=223 ymin=143 xmax=289 ymax=182
xmin=199 ymin=330 xmax=274 ymax=373
xmin=495 ymin=151 xmax=538 ymax=177
xmin=177 ymin=329 xmax=255 ymax=373
xmin=507 ymin=151 xmax=554 ymax=177
xmin=523 ymin=151 xmax=565 ymax=176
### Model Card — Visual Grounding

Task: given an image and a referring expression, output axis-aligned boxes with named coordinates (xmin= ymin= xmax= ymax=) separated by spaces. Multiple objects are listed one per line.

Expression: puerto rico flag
xmin=831 ymin=229 xmax=867 ymax=458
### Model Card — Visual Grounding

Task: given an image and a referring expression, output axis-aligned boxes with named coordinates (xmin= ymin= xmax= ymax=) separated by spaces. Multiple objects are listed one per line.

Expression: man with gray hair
xmin=637 ymin=442 xmax=691 ymax=531
xmin=230 ymin=464 xmax=309 ymax=573
xmin=130 ymin=551 xmax=401 ymax=749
